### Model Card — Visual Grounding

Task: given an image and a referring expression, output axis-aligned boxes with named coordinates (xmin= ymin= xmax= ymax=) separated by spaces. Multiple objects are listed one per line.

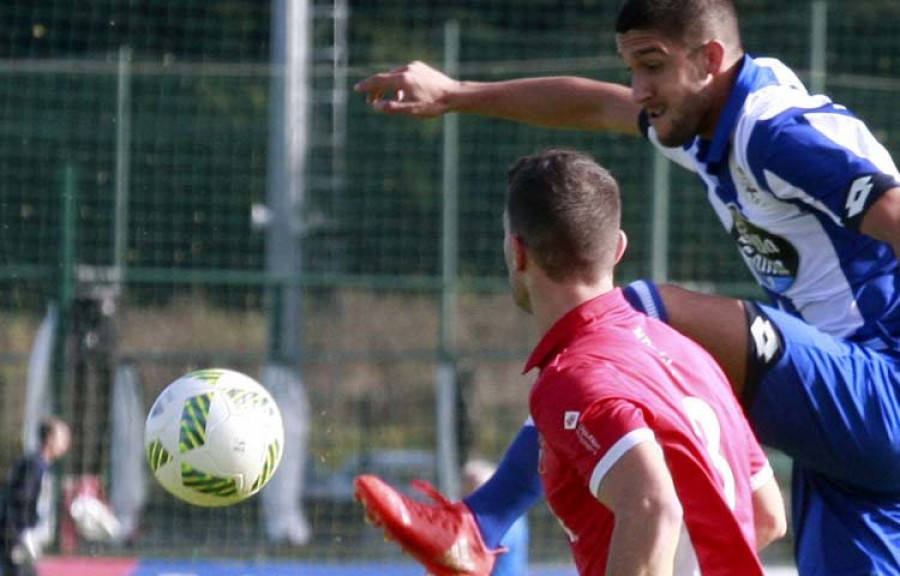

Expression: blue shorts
xmin=791 ymin=466 xmax=900 ymax=574
xmin=744 ymin=302 xmax=900 ymax=491
xmin=744 ymin=303 xmax=900 ymax=573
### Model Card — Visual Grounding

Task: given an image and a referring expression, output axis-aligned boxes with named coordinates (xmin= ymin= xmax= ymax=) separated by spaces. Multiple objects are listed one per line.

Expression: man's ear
xmin=512 ymin=235 xmax=529 ymax=272
xmin=704 ymin=40 xmax=726 ymax=76
xmin=614 ymin=230 xmax=628 ymax=264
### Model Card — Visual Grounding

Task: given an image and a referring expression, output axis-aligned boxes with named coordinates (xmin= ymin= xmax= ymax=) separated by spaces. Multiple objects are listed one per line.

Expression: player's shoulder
xmin=640 ymin=315 xmax=718 ymax=363
xmin=734 ymin=70 xmax=846 ymax=172
xmin=736 ymin=58 xmax=827 ymax=136
xmin=537 ymin=358 xmax=620 ymax=389
xmin=532 ymin=359 xmax=630 ymax=406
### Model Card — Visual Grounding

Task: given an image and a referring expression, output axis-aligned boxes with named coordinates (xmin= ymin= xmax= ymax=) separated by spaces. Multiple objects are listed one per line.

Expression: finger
xmin=365 ymin=90 xmax=385 ymax=105
xmin=354 ymin=72 xmax=400 ymax=93
xmin=372 ymin=100 xmax=432 ymax=117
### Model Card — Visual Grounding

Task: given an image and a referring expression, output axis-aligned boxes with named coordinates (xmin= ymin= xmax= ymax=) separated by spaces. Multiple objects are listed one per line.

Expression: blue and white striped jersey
xmin=643 ymin=55 xmax=900 ymax=347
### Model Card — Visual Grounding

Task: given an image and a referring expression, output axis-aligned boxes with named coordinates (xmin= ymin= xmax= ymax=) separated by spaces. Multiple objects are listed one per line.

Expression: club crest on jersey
xmin=564 ymin=411 xmax=580 ymax=430
xmin=729 ymin=206 xmax=799 ymax=293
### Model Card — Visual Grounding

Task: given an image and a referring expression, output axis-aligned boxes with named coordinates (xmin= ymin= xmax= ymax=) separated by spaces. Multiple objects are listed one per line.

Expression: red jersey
xmin=527 ymin=289 xmax=771 ymax=575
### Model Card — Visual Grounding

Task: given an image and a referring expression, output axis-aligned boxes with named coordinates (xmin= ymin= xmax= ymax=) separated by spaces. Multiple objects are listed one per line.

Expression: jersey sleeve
xmin=746 ymin=105 xmax=900 ymax=231
xmin=531 ymin=367 xmax=656 ymax=497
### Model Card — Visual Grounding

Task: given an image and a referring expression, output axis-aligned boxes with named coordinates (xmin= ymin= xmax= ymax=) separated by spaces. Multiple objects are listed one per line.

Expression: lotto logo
xmin=846 ymin=176 xmax=874 ymax=219
xmin=750 ymin=316 xmax=780 ymax=364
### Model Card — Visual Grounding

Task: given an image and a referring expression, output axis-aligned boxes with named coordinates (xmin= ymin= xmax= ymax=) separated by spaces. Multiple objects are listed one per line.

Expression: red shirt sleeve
xmin=741 ymin=416 xmax=773 ymax=490
xmin=531 ymin=366 xmax=656 ymax=495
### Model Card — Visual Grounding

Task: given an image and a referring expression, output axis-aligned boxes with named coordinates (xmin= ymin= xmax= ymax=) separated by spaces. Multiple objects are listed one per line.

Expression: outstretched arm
xmin=354 ymin=60 xmax=642 ymax=135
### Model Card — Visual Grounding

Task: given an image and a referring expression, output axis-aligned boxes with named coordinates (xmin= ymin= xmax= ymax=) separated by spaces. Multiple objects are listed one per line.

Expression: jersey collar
xmin=524 ymin=288 xmax=630 ymax=373
xmin=704 ymin=55 xmax=766 ymax=166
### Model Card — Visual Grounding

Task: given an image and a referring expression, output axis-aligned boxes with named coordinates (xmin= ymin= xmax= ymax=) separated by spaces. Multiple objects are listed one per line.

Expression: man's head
xmin=615 ymin=0 xmax=744 ymax=146
xmin=504 ymin=148 xmax=624 ymax=313
xmin=39 ymin=418 xmax=71 ymax=463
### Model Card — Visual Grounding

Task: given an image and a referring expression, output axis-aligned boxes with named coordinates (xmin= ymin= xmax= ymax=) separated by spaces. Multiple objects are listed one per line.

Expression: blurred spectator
xmin=0 ymin=418 xmax=71 ymax=576
xmin=463 ymin=459 xmax=529 ymax=576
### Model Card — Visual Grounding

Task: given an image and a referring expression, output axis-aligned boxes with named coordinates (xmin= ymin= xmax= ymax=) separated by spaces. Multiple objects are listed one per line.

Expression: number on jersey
xmin=682 ymin=397 xmax=737 ymax=510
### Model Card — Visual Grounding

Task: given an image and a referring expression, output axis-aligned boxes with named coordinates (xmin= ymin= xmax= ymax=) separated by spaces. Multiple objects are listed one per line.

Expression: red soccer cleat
xmin=354 ymin=474 xmax=503 ymax=576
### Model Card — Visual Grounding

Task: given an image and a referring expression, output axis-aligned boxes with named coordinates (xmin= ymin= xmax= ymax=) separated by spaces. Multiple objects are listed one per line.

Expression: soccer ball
xmin=144 ymin=368 xmax=284 ymax=507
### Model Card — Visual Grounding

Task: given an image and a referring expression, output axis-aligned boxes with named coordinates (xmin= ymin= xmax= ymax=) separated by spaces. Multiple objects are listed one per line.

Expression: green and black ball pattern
xmin=250 ymin=440 xmax=281 ymax=492
xmin=150 ymin=372 xmax=278 ymax=500
xmin=179 ymin=392 xmax=213 ymax=453
xmin=187 ymin=368 xmax=225 ymax=385
xmin=177 ymin=391 xmax=242 ymax=498
xmin=225 ymin=387 xmax=272 ymax=415
xmin=181 ymin=463 xmax=239 ymax=497
xmin=147 ymin=439 xmax=173 ymax=474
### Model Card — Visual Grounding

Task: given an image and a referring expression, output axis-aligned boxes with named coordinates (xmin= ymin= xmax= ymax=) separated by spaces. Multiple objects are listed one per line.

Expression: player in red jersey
xmin=357 ymin=148 xmax=785 ymax=575
xmin=508 ymin=148 xmax=782 ymax=574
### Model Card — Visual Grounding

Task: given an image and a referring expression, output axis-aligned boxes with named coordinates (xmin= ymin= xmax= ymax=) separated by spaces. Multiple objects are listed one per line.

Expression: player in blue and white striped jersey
xmin=641 ymin=54 xmax=900 ymax=346
xmin=355 ymin=0 xmax=900 ymax=572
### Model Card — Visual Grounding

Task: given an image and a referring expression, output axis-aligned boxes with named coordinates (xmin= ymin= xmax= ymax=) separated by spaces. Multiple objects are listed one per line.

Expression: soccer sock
xmin=463 ymin=422 xmax=543 ymax=549
xmin=623 ymin=279 xmax=669 ymax=323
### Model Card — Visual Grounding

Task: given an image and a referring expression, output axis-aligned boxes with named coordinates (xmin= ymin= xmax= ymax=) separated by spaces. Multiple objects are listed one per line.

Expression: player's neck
xmin=699 ymin=54 xmax=743 ymax=139
xmin=530 ymin=278 xmax=614 ymax=336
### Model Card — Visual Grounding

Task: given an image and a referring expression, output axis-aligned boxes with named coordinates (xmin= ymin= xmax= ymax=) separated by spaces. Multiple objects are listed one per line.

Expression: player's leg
xmin=791 ymin=465 xmax=900 ymax=574
xmin=738 ymin=302 xmax=900 ymax=491
xmin=463 ymin=421 xmax=542 ymax=548
xmin=626 ymin=279 xmax=900 ymax=492
xmin=354 ymin=423 xmax=542 ymax=575
xmin=355 ymin=473 xmax=500 ymax=576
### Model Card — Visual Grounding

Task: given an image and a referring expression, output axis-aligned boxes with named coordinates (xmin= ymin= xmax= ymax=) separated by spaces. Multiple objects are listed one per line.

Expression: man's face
xmin=617 ymin=28 xmax=714 ymax=146
xmin=503 ymin=212 xmax=532 ymax=314
xmin=49 ymin=426 xmax=71 ymax=462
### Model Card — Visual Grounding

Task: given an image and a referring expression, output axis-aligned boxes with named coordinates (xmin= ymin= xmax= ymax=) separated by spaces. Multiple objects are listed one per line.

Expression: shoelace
xmin=406 ymin=478 xmax=507 ymax=571
xmin=408 ymin=479 xmax=461 ymax=532
xmin=411 ymin=479 xmax=454 ymax=507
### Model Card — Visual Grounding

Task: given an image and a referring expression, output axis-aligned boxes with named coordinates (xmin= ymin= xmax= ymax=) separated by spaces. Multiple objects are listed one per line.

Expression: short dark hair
xmin=615 ymin=0 xmax=741 ymax=47
xmin=39 ymin=418 xmax=63 ymax=447
xmin=506 ymin=148 xmax=621 ymax=282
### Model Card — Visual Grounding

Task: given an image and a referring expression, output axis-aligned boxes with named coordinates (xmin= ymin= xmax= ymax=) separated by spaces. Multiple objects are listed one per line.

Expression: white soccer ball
xmin=144 ymin=368 xmax=284 ymax=507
